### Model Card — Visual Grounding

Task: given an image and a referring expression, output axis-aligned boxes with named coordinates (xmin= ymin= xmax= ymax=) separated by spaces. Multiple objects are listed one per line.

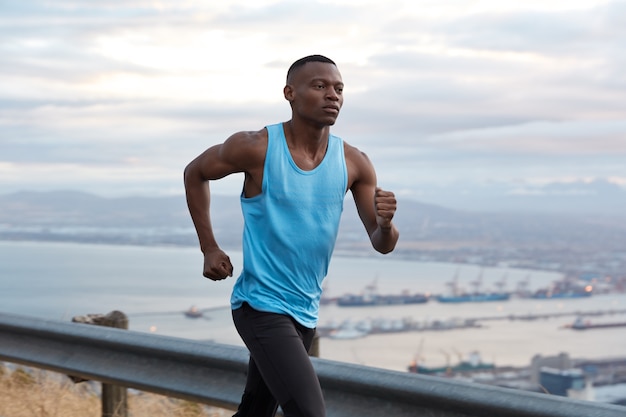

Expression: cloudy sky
xmin=1 ymin=0 xmax=625 ymax=203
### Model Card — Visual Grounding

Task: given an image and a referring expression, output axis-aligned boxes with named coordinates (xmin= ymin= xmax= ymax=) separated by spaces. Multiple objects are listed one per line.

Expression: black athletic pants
xmin=231 ymin=303 xmax=325 ymax=417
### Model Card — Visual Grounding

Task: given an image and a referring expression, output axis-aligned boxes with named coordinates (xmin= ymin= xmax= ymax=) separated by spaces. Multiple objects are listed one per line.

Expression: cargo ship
xmin=436 ymin=292 xmax=510 ymax=303
xmin=436 ymin=269 xmax=510 ymax=303
xmin=337 ymin=291 xmax=429 ymax=307
xmin=530 ymin=279 xmax=592 ymax=299
xmin=335 ymin=280 xmax=429 ymax=307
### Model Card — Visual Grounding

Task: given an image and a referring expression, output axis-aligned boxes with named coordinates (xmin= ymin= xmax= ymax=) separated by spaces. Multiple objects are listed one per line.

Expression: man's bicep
xmin=186 ymin=144 xmax=237 ymax=182
xmin=192 ymin=134 xmax=253 ymax=181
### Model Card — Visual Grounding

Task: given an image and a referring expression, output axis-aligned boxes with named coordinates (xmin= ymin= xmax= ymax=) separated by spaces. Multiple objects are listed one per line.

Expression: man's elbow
xmin=183 ymin=162 xmax=200 ymax=188
xmin=375 ymin=245 xmax=396 ymax=255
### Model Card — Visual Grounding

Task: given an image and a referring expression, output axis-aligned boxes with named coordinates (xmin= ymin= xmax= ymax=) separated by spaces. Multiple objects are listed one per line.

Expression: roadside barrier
xmin=0 ymin=312 xmax=624 ymax=417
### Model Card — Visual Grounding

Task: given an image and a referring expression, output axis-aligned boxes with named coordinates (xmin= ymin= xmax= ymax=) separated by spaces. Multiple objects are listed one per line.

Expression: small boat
xmin=568 ymin=317 xmax=626 ymax=330
xmin=184 ymin=306 xmax=203 ymax=318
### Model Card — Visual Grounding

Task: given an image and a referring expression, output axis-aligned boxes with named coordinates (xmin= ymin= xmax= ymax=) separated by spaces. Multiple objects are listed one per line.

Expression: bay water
xmin=1 ymin=240 xmax=625 ymax=372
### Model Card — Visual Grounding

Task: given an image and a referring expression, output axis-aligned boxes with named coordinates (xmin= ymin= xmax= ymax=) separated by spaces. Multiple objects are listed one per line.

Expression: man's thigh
xmin=233 ymin=304 xmax=324 ymax=416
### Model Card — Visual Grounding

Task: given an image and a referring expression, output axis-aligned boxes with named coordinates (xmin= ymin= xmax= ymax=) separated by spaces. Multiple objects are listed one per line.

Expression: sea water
xmin=1 ymin=240 xmax=625 ymax=372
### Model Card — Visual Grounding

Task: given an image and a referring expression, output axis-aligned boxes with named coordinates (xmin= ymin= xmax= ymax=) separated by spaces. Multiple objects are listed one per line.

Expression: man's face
xmin=286 ymin=62 xmax=344 ymax=126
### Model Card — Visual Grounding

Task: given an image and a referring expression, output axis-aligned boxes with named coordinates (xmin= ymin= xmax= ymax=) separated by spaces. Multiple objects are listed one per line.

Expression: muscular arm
xmin=346 ymin=144 xmax=399 ymax=254
xmin=183 ymin=130 xmax=265 ymax=279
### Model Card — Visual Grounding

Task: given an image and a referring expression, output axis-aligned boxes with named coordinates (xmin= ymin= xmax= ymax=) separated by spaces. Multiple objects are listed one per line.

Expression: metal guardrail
xmin=0 ymin=312 xmax=624 ymax=417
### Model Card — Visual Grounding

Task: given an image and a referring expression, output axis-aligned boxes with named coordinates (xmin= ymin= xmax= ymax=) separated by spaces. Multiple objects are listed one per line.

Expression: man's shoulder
xmin=224 ymin=128 xmax=270 ymax=153
xmin=229 ymin=127 xmax=268 ymax=141
xmin=221 ymin=128 xmax=269 ymax=166
xmin=342 ymin=140 xmax=368 ymax=161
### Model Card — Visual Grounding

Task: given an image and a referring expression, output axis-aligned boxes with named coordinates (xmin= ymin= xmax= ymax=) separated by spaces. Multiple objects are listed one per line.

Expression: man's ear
xmin=283 ymin=84 xmax=294 ymax=102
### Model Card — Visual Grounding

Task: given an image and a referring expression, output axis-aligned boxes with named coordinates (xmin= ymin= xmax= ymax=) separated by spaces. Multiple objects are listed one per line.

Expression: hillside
xmin=1 ymin=190 xmax=625 ymax=276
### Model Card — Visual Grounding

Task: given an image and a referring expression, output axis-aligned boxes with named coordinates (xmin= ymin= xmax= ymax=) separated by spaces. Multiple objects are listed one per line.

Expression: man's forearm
xmin=184 ymin=171 xmax=218 ymax=254
xmin=371 ymin=224 xmax=399 ymax=254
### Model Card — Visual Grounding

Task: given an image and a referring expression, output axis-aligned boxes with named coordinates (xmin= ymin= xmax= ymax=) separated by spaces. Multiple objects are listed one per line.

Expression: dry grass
xmin=0 ymin=363 xmax=231 ymax=417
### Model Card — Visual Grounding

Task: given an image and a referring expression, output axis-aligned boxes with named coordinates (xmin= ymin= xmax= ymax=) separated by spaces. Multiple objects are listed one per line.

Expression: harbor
xmin=317 ymin=269 xmax=626 ymax=344
xmin=322 ymin=272 xmax=602 ymax=308
xmin=2 ymin=241 xmax=625 ymax=405
xmin=317 ymin=306 xmax=626 ymax=339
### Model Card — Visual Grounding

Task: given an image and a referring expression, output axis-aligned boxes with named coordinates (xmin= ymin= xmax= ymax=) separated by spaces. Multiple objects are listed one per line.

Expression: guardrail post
xmin=72 ymin=310 xmax=129 ymax=417
xmin=309 ymin=330 xmax=320 ymax=357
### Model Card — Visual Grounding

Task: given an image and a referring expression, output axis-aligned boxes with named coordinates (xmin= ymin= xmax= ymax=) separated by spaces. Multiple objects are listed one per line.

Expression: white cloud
xmin=0 ymin=0 xmax=624 ymax=200
xmin=428 ymin=120 xmax=626 ymax=155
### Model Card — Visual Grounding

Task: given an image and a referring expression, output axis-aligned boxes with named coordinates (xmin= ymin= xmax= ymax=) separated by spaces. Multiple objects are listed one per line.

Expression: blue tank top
xmin=230 ymin=123 xmax=347 ymax=328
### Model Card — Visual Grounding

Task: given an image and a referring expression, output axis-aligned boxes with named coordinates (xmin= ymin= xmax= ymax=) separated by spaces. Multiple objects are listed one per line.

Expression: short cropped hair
xmin=286 ymin=55 xmax=336 ymax=83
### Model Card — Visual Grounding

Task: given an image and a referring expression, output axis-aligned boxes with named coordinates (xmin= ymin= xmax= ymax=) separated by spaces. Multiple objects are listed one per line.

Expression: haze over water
xmin=1 ymin=241 xmax=625 ymax=372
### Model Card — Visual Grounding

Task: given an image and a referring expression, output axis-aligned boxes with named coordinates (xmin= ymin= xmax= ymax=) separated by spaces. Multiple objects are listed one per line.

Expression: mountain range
xmin=1 ymin=190 xmax=625 ymax=261
xmin=411 ymin=179 xmax=626 ymax=216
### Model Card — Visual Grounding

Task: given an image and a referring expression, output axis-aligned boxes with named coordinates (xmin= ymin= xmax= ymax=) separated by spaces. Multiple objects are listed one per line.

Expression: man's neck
xmin=284 ymin=120 xmax=329 ymax=146
xmin=283 ymin=120 xmax=330 ymax=168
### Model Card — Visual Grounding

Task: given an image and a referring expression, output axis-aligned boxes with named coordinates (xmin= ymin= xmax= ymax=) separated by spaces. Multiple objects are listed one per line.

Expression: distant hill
xmin=0 ymin=190 xmax=240 ymax=248
xmin=413 ymin=179 xmax=626 ymax=216
xmin=1 ymin=190 xmax=625 ymax=260
xmin=3 ymin=189 xmax=626 ymax=277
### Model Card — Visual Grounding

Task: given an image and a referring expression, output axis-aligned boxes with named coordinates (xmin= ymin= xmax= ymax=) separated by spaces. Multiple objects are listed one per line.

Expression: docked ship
xmin=530 ymin=279 xmax=593 ymax=299
xmin=568 ymin=317 xmax=626 ymax=330
xmin=435 ymin=270 xmax=510 ymax=303
xmin=436 ymin=292 xmax=510 ymax=303
xmin=408 ymin=351 xmax=495 ymax=376
xmin=337 ymin=291 xmax=429 ymax=307
xmin=336 ymin=280 xmax=429 ymax=307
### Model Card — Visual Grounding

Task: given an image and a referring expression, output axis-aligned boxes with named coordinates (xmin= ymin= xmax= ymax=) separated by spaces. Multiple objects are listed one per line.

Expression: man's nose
xmin=326 ymin=89 xmax=339 ymax=100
